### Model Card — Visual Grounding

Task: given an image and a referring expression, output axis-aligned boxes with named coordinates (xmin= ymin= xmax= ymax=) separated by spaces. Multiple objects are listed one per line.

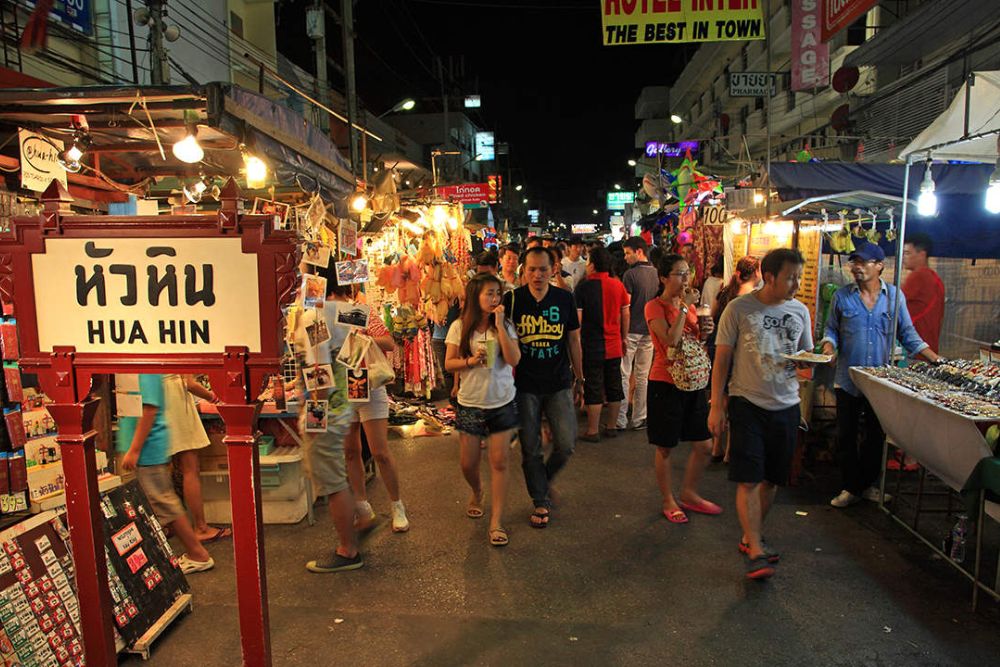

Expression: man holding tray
xmin=821 ymin=243 xmax=940 ymax=510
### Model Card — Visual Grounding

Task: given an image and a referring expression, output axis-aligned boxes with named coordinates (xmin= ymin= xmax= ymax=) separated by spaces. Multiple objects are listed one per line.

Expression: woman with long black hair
xmin=445 ymin=273 xmax=521 ymax=547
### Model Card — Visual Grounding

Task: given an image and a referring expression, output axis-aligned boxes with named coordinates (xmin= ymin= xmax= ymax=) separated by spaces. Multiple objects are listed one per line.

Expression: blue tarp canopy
xmin=769 ymin=163 xmax=999 ymax=259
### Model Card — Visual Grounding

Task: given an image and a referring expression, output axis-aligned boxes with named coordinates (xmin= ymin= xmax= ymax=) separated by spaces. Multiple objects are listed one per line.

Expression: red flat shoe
xmin=663 ymin=509 xmax=689 ymax=524
xmin=680 ymin=499 xmax=723 ymax=515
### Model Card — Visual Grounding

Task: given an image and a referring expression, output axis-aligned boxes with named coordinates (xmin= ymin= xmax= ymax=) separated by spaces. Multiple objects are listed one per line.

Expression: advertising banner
xmin=601 ymin=0 xmax=765 ymax=46
xmin=435 ymin=182 xmax=495 ymax=206
xmin=18 ymin=129 xmax=67 ymax=193
xmin=792 ymin=0 xmax=830 ymax=91
xmin=821 ymin=0 xmax=876 ymax=43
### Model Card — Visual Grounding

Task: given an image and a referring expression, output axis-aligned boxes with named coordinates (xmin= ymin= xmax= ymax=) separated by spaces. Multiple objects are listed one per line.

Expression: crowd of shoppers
xmin=135 ymin=232 xmax=944 ymax=583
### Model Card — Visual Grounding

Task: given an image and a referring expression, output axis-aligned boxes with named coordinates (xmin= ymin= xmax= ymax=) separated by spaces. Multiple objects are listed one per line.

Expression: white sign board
xmin=729 ymin=72 xmax=777 ymax=97
xmin=32 ymin=237 xmax=262 ymax=353
xmin=19 ymin=129 xmax=68 ymax=193
xmin=474 ymin=132 xmax=495 ymax=161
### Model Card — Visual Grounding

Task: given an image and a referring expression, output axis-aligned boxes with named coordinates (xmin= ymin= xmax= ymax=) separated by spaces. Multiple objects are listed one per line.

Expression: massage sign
xmin=32 ymin=238 xmax=262 ymax=354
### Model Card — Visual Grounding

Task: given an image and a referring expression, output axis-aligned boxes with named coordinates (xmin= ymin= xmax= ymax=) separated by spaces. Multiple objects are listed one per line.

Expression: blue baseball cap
xmin=849 ymin=243 xmax=885 ymax=263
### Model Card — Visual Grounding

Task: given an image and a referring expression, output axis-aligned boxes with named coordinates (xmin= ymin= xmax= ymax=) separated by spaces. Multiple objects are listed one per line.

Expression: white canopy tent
xmin=900 ymin=70 xmax=1000 ymax=163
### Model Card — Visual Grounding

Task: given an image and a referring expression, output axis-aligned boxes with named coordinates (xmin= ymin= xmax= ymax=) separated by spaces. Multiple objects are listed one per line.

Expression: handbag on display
xmin=667 ymin=333 xmax=712 ymax=392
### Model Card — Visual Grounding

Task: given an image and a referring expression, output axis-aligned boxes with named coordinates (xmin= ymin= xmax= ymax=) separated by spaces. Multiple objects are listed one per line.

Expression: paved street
xmin=124 ymin=426 xmax=1000 ymax=666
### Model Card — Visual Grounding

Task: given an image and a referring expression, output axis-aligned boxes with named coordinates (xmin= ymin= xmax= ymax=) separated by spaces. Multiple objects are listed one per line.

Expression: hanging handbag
xmin=667 ymin=333 xmax=712 ymax=392
xmin=364 ymin=339 xmax=396 ymax=390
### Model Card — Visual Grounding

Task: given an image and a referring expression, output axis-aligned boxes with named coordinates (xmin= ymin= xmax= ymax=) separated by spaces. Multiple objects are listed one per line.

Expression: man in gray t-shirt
xmin=709 ymin=248 xmax=813 ymax=581
xmin=616 ymin=237 xmax=661 ymax=430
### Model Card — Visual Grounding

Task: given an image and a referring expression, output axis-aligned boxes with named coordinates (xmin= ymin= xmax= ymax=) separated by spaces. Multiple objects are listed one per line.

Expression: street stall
xmin=0 ymin=82 xmax=365 ymax=664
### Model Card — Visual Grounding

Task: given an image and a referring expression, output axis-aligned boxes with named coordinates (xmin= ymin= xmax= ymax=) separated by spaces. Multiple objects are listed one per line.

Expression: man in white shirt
xmin=562 ymin=236 xmax=587 ymax=290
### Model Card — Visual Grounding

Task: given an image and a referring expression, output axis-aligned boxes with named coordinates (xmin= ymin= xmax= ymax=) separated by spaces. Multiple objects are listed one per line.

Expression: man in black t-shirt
xmin=503 ymin=247 xmax=584 ymax=528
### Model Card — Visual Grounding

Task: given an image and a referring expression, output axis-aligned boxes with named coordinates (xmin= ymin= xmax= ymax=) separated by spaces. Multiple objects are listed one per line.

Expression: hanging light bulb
xmin=244 ymin=154 xmax=267 ymax=189
xmin=916 ymin=159 xmax=937 ymax=217
xmin=432 ymin=205 xmax=448 ymax=226
xmin=183 ymin=178 xmax=208 ymax=204
xmin=173 ymin=125 xmax=204 ymax=164
xmin=730 ymin=219 xmax=743 ymax=235
xmin=351 ymin=193 xmax=368 ymax=212
xmin=985 ymin=159 xmax=1000 ymax=214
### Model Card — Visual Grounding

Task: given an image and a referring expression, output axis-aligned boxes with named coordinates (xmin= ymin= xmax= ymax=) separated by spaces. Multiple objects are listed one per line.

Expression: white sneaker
xmin=830 ymin=490 xmax=861 ymax=508
xmin=391 ymin=500 xmax=410 ymax=533
xmin=178 ymin=554 xmax=215 ymax=574
xmin=356 ymin=500 xmax=376 ymax=521
xmin=862 ymin=487 xmax=893 ymax=504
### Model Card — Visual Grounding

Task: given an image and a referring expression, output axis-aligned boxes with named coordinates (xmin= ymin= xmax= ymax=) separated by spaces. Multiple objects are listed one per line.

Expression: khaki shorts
xmin=303 ymin=430 xmax=350 ymax=497
xmin=136 ymin=464 xmax=186 ymax=525
xmin=350 ymin=385 xmax=390 ymax=423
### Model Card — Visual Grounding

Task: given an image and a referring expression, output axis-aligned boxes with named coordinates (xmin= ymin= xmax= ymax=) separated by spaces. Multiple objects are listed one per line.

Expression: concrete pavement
xmin=121 ymin=425 xmax=1000 ymax=666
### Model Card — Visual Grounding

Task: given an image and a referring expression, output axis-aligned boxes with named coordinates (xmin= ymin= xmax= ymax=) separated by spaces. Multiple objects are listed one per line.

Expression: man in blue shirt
xmin=118 ymin=374 xmax=215 ymax=573
xmin=820 ymin=244 xmax=940 ymax=508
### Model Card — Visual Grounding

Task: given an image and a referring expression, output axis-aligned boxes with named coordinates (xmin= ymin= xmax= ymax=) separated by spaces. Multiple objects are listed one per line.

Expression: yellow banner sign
xmin=601 ymin=0 xmax=766 ymax=46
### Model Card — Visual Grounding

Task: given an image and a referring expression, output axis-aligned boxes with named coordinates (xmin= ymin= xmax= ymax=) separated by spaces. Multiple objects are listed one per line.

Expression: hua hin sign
xmin=32 ymin=238 xmax=262 ymax=354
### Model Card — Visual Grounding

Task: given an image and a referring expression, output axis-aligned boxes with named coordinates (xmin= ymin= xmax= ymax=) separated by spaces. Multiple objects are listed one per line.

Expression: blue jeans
xmin=517 ymin=388 xmax=578 ymax=509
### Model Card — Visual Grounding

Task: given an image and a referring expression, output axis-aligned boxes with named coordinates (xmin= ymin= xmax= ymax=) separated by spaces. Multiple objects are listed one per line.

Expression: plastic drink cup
xmin=484 ymin=339 xmax=498 ymax=368
xmin=696 ymin=305 xmax=712 ymax=339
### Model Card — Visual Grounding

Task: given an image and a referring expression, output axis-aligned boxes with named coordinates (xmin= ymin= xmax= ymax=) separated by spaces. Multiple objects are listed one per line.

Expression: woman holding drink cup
xmin=444 ymin=274 xmax=521 ymax=547
xmin=644 ymin=254 xmax=722 ymax=524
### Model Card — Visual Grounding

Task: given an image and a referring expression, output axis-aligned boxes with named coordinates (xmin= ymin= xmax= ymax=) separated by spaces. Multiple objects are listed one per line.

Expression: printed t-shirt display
xmin=716 ymin=292 xmax=814 ymax=410
xmin=503 ymin=285 xmax=580 ymax=395
xmin=645 ymin=298 xmax=701 ymax=385
xmin=445 ymin=320 xmax=518 ymax=409
xmin=116 ymin=374 xmax=170 ymax=466
xmin=574 ymin=272 xmax=630 ymax=360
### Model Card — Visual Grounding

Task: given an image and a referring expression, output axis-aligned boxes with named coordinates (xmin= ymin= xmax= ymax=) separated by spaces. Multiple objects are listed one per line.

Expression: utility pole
xmin=764 ymin=0 xmax=772 ymax=218
xmin=438 ymin=57 xmax=449 ymax=182
xmin=341 ymin=0 xmax=359 ymax=178
xmin=148 ymin=0 xmax=169 ymax=84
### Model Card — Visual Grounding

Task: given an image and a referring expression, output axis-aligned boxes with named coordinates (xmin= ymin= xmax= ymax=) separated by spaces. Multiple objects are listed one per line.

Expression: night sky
xmin=278 ymin=0 xmax=695 ymax=223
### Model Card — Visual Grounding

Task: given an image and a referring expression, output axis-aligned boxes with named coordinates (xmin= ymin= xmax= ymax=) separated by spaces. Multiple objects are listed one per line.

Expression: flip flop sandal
xmin=467 ymin=493 xmax=485 ymax=519
xmin=663 ymin=509 xmax=689 ymax=524
xmin=680 ymin=499 xmax=723 ymax=515
xmin=489 ymin=528 xmax=509 ymax=547
xmin=529 ymin=509 xmax=550 ymax=529
xmin=739 ymin=539 xmax=781 ymax=563
xmin=745 ymin=556 xmax=775 ymax=580
xmin=199 ymin=526 xmax=232 ymax=543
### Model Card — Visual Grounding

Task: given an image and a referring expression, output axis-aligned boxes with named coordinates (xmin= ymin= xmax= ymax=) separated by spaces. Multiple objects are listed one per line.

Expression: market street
xmin=122 ymin=424 xmax=1000 ymax=666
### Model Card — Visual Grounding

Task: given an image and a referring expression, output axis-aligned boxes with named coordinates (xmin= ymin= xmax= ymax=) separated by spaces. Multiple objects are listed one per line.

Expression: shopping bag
xmin=336 ymin=329 xmax=371 ymax=372
xmin=365 ymin=340 xmax=395 ymax=390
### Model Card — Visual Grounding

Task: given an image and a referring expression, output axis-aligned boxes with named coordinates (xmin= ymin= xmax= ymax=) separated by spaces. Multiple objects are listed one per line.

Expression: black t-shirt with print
xmin=503 ymin=285 xmax=580 ymax=395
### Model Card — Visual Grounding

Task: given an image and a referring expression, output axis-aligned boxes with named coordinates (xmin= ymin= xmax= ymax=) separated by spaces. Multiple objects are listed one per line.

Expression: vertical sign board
xmin=821 ymin=0 xmax=877 ymax=43
xmin=0 ymin=185 xmax=298 ymax=667
xmin=795 ymin=229 xmax=822 ymax=335
xmin=601 ymin=0 xmax=765 ymax=45
xmin=792 ymin=0 xmax=830 ymax=91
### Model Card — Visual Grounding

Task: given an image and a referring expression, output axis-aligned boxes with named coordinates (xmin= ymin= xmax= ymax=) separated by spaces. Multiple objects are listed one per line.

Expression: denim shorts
xmin=456 ymin=400 xmax=519 ymax=437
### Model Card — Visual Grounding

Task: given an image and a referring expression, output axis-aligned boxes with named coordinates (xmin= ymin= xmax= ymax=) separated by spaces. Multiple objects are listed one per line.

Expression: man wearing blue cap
xmin=821 ymin=243 xmax=940 ymax=508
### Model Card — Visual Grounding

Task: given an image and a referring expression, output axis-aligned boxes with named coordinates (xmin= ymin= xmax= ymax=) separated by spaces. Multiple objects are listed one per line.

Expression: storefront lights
xmin=351 ymin=193 xmax=368 ymax=212
xmin=183 ymin=179 xmax=208 ymax=204
xmin=916 ymin=160 xmax=937 ymax=217
xmin=985 ymin=161 xmax=1000 ymax=214
xmin=244 ymin=154 xmax=268 ymax=188
xmin=627 ymin=159 xmax=637 ymax=167
xmin=670 ymin=114 xmax=683 ymax=124
xmin=172 ymin=126 xmax=204 ymax=164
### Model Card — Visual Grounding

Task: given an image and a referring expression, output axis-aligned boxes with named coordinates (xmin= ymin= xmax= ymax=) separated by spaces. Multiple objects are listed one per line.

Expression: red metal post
xmin=42 ymin=352 xmax=116 ymax=667
xmin=214 ymin=348 xmax=271 ymax=667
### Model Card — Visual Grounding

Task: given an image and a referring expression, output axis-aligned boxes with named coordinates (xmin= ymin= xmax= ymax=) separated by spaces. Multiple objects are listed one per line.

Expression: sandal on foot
xmin=663 ymin=509 xmax=689 ymax=524
xmin=680 ymin=499 xmax=723 ymax=515
xmin=739 ymin=539 xmax=780 ymax=563
xmin=579 ymin=432 xmax=601 ymax=443
xmin=198 ymin=526 xmax=232 ymax=543
xmin=489 ymin=528 xmax=509 ymax=547
xmin=466 ymin=492 xmax=484 ymax=519
xmin=529 ymin=508 xmax=550 ymax=529
xmin=745 ymin=556 xmax=775 ymax=580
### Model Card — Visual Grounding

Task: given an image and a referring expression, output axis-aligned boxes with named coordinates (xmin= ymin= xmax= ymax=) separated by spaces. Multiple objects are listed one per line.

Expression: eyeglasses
xmin=669 ymin=271 xmax=690 ymax=278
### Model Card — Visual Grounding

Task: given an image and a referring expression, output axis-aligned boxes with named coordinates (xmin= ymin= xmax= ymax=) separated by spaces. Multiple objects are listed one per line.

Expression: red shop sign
xmin=821 ymin=0 xmax=877 ymax=43
xmin=435 ymin=182 xmax=494 ymax=205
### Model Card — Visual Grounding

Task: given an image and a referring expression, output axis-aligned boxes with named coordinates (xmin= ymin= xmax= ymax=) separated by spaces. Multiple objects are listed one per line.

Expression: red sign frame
xmin=0 ymin=179 xmax=297 ymax=666
xmin=821 ymin=0 xmax=877 ymax=43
